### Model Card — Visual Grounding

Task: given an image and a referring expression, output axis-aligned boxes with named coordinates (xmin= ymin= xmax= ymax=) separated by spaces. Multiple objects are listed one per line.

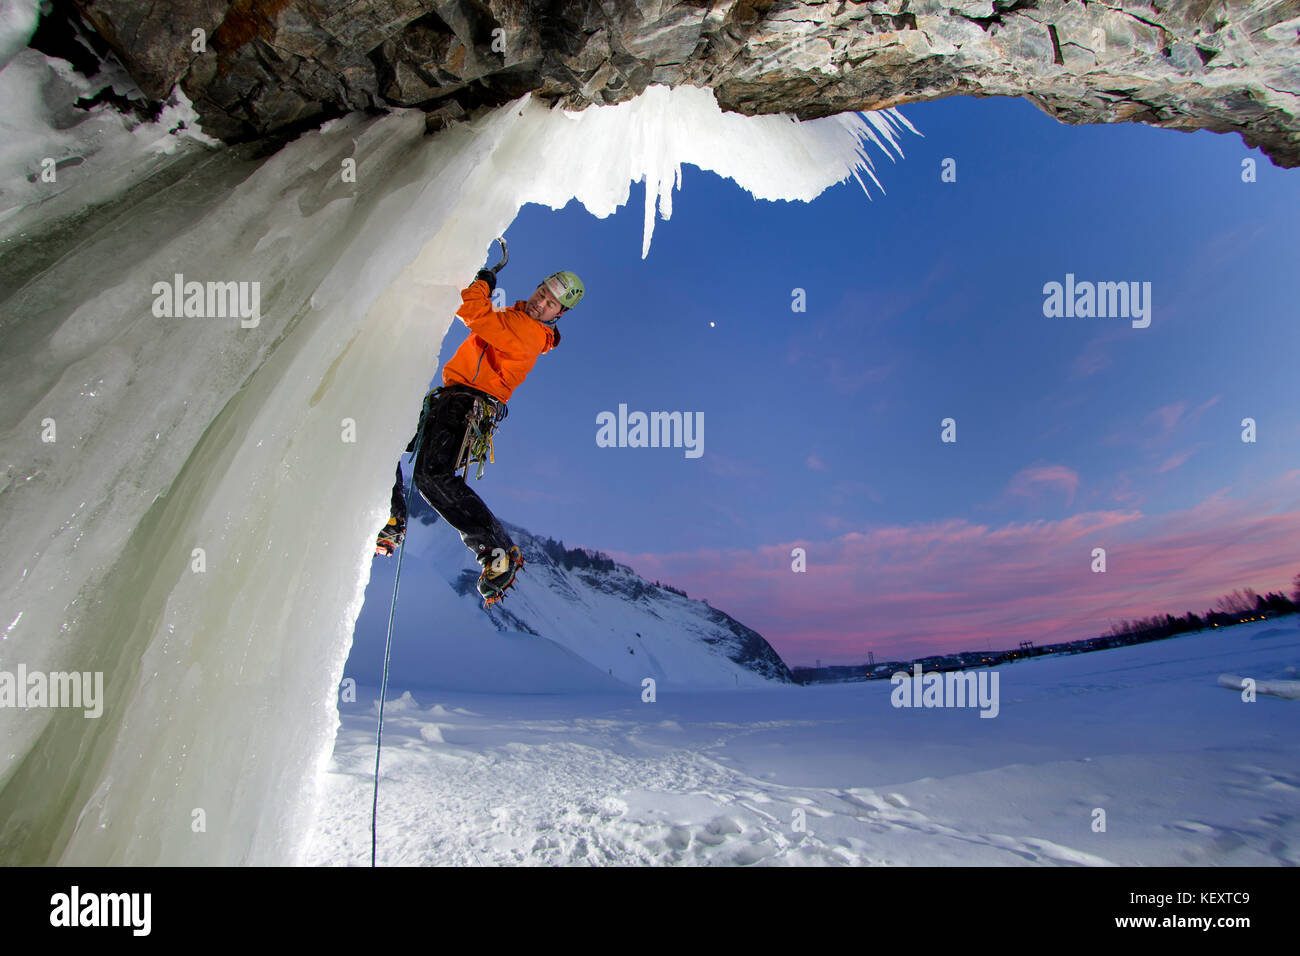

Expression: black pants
xmin=389 ymin=387 xmax=514 ymax=561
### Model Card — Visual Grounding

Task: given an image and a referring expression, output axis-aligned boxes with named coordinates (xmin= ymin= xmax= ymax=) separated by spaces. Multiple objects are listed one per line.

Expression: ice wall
xmin=0 ymin=35 xmax=913 ymax=862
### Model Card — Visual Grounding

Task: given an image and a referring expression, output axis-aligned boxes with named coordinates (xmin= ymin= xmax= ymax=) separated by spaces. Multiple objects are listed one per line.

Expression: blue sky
xmin=421 ymin=93 xmax=1300 ymax=666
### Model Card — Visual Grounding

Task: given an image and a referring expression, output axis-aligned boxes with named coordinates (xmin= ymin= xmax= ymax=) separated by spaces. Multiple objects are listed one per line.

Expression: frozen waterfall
xmin=0 ymin=31 xmax=913 ymax=863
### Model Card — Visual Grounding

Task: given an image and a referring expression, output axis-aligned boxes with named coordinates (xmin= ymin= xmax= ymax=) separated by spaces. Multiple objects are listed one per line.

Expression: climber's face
xmin=525 ymin=284 xmax=564 ymax=323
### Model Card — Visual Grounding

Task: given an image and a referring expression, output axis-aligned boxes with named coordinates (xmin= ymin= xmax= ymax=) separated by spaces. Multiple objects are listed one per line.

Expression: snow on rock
xmin=0 ymin=0 xmax=39 ymax=71
xmin=0 ymin=28 xmax=218 ymax=241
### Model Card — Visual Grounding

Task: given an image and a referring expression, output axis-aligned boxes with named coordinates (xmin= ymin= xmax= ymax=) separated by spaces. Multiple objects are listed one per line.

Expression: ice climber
xmin=375 ymin=252 xmax=585 ymax=607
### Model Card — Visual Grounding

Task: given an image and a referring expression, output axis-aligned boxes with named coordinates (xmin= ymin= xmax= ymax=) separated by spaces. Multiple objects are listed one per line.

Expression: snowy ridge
xmin=403 ymin=514 xmax=793 ymax=688
xmin=346 ymin=502 xmax=792 ymax=694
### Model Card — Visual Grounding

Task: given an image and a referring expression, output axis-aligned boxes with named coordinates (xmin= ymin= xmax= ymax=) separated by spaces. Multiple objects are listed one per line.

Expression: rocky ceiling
xmin=36 ymin=0 xmax=1300 ymax=165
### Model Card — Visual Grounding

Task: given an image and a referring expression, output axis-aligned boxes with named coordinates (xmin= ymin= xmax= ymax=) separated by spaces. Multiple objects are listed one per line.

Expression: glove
xmin=551 ymin=326 xmax=561 ymax=348
xmin=475 ymin=269 xmax=496 ymax=292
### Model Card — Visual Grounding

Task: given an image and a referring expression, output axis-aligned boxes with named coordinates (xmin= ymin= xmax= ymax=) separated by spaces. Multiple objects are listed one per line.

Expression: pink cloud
xmin=1145 ymin=395 xmax=1222 ymax=439
xmin=806 ymin=454 xmax=827 ymax=471
xmin=1195 ymin=394 xmax=1222 ymax=417
xmin=1104 ymin=471 xmax=1145 ymax=506
xmin=1146 ymin=401 xmax=1188 ymax=436
xmin=1157 ymin=447 xmax=1197 ymax=473
xmin=1006 ymin=464 xmax=1080 ymax=508
xmin=607 ymin=477 xmax=1300 ymax=667
xmin=1070 ymin=330 xmax=1129 ymax=379
xmin=703 ymin=454 xmax=761 ymax=479
xmin=1105 ymin=394 xmax=1222 ymax=450
xmin=829 ymin=479 xmax=883 ymax=505
xmin=1072 ymin=346 xmax=1111 ymax=378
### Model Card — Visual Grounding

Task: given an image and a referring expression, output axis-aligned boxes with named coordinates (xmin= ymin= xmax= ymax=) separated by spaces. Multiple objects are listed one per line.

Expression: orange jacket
xmin=441 ymin=278 xmax=558 ymax=404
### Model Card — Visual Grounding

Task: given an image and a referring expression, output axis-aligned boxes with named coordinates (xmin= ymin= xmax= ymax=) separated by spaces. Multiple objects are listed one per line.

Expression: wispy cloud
xmin=703 ymin=453 xmax=761 ymax=479
xmin=829 ymin=479 xmax=883 ymax=505
xmin=1103 ymin=471 xmax=1145 ymax=506
xmin=1195 ymin=394 xmax=1223 ymax=416
xmin=1104 ymin=394 xmax=1222 ymax=449
xmin=824 ymin=357 xmax=894 ymax=395
xmin=782 ymin=286 xmax=902 ymax=394
xmin=1156 ymin=447 xmax=1198 ymax=473
xmin=1146 ymin=395 xmax=1221 ymax=439
xmin=1146 ymin=400 xmax=1188 ymax=437
xmin=1005 ymin=464 xmax=1080 ymax=508
xmin=1071 ymin=330 xmax=1127 ymax=379
xmin=608 ymin=476 xmax=1300 ymax=666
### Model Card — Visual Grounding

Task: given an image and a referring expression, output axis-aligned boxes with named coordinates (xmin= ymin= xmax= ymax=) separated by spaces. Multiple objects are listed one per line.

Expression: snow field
xmin=305 ymin=620 xmax=1298 ymax=865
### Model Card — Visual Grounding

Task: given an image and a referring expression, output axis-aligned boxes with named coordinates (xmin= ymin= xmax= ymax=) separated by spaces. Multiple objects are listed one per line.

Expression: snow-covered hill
xmin=347 ymin=503 xmax=792 ymax=693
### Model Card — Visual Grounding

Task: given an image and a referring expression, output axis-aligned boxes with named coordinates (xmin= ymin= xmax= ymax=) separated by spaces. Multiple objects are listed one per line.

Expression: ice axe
xmin=488 ymin=236 xmax=508 ymax=275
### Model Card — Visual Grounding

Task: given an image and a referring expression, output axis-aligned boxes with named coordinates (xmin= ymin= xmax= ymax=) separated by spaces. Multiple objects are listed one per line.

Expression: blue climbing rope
xmin=371 ymin=389 xmax=435 ymax=867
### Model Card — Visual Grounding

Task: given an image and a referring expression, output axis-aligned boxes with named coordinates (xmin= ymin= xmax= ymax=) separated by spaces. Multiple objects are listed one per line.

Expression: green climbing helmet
xmin=542 ymin=270 xmax=584 ymax=310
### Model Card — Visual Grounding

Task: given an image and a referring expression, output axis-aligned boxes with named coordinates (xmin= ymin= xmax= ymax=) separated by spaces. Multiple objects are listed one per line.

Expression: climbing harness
xmin=454 ymin=391 xmax=507 ymax=481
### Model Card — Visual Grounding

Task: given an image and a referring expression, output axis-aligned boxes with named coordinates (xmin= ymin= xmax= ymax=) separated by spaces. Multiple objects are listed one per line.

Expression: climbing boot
xmin=375 ymin=516 xmax=406 ymax=557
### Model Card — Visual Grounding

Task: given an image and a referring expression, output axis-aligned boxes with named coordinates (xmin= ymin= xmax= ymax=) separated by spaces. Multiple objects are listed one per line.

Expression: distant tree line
xmin=539 ymin=535 xmax=618 ymax=572
xmin=535 ymin=535 xmax=691 ymax=596
xmin=793 ymin=571 xmax=1300 ymax=685
xmin=1106 ymin=580 xmax=1299 ymax=641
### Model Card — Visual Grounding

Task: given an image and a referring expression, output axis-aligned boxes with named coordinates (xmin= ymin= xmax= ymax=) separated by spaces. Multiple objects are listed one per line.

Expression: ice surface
xmin=0 ymin=50 xmax=912 ymax=863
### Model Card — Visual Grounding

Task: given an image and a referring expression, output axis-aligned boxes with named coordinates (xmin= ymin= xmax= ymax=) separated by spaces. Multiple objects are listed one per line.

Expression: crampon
xmin=375 ymin=516 xmax=405 ymax=557
xmin=476 ymin=545 xmax=525 ymax=606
